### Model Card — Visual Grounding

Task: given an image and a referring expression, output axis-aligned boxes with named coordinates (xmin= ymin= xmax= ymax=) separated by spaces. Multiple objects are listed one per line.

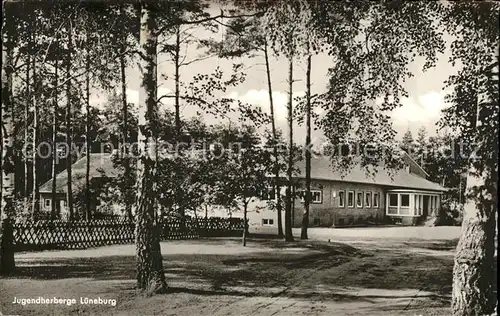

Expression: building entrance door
xmin=423 ymin=196 xmax=430 ymax=217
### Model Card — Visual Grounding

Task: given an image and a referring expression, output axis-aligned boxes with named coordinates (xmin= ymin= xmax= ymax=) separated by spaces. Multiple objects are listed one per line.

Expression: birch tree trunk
xmin=66 ymin=19 xmax=74 ymax=220
xmin=174 ymin=26 xmax=181 ymax=139
xmin=285 ymin=55 xmax=294 ymax=242
xmin=31 ymin=40 xmax=39 ymax=220
xmin=452 ymin=60 xmax=498 ymax=315
xmin=85 ymin=38 xmax=91 ymax=222
xmin=173 ymin=26 xmax=187 ymax=228
xmin=264 ymin=41 xmax=283 ymax=238
xmin=134 ymin=4 xmax=167 ymax=294
xmin=51 ymin=49 xmax=58 ymax=220
xmin=452 ymin=168 xmax=497 ymax=315
xmin=120 ymin=38 xmax=132 ymax=221
xmin=301 ymin=53 xmax=312 ymax=240
xmin=119 ymin=5 xmax=132 ymax=221
xmin=24 ymin=50 xmax=30 ymax=207
xmin=1 ymin=2 xmax=16 ymax=273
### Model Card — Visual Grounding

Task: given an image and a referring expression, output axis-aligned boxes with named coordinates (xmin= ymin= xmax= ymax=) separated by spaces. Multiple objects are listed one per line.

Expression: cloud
xmin=227 ymin=89 xmax=305 ymax=121
xmin=99 ymin=87 xmax=449 ymax=140
xmin=391 ymin=90 xmax=449 ymax=136
xmin=122 ymin=88 xmax=173 ymax=105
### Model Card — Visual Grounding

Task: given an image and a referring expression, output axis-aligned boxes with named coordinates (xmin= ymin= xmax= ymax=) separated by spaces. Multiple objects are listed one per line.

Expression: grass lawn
xmin=0 ymin=228 xmax=492 ymax=316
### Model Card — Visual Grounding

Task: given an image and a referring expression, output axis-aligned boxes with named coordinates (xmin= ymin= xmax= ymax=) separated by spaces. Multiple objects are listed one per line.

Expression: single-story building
xmin=38 ymin=153 xmax=119 ymax=219
xmin=39 ymin=151 xmax=446 ymax=228
xmin=247 ymin=152 xmax=447 ymax=234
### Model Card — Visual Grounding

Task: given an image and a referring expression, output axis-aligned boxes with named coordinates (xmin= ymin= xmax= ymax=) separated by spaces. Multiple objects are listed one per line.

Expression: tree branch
xmin=212 ymin=18 xmax=265 ymax=54
xmin=155 ymin=11 xmax=265 ymax=36
xmin=179 ymin=54 xmax=217 ymax=68
xmin=40 ymin=17 xmax=71 ymax=65
xmin=481 ymin=61 xmax=499 ymax=76
xmin=157 ymin=94 xmax=234 ymax=122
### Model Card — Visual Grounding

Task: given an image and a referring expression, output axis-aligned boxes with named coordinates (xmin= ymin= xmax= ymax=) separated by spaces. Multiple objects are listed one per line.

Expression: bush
xmin=440 ymin=199 xmax=463 ymax=226
xmin=12 ymin=196 xmax=32 ymax=222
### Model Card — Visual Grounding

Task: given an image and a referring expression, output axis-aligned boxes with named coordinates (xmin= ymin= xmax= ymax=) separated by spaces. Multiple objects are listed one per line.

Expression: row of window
xmin=297 ymin=190 xmax=323 ymax=204
xmin=262 ymin=188 xmax=380 ymax=209
xmin=338 ymin=191 xmax=380 ymax=208
xmin=262 ymin=189 xmax=324 ymax=204
xmin=387 ymin=193 xmax=439 ymax=216
xmin=44 ymin=199 xmax=67 ymax=207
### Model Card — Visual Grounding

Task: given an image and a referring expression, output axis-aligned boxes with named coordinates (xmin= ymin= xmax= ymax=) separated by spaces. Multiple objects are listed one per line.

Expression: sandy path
xmin=1 ymin=229 xmax=460 ymax=316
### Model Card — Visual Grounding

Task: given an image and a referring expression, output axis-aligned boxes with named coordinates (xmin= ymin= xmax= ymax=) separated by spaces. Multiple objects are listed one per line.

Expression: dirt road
xmin=1 ymin=227 xmax=467 ymax=315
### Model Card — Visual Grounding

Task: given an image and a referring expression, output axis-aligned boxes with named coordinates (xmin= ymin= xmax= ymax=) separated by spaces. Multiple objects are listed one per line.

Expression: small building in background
xmin=38 ymin=153 xmax=119 ymax=219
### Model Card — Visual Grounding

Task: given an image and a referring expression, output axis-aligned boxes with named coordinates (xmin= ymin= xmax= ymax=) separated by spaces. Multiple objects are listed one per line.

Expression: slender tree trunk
xmin=66 ymin=20 xmax=74 ymax=221
xmin=1 ymin=3 xmax=16 ymax=273
xmin=301 ymin=53 xmax=312 ymax=240
xmin=264 ymin=41 xmax=283 ymax=238
xmin=135 ymin=4 xmax=167 ymax=294
xmin=120 ymin=6 xmax=132 ymax=222
xmin=285 ymin=55 xmax=294 ymax=242
xmin=292 ymin=184 xmax=296 ymax=227
xmin=24 ymin=52 xmax=30 ymax=207
xmin=85 ymin=39 xmax=91 ymax=222
xmin=192 ymin=206 xmax=200 ymax=235
xmin=31 ymin=42 xmax=39 ymax=220
xmin=0 ymin=66 xmax=2 ymax=220
xmin=174 ymin=26 xmax=181 ymax=139
xmin=173 ymin=26 xmax=186 ymax=226
xmin=120 ymin=46 xmax=133 ymax=221
xmin=242 ymin=202 xmax=248 ymax=247
xmin=51 ymin=52 xmax=58 ymax=220
xmin=0 ymin=55 xmax=2 ymax=220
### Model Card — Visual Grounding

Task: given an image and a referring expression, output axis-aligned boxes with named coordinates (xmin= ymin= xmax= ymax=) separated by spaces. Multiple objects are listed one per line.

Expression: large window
xmin=311 ymin=191 xmax=322 ymax=204
xmin=389 ymin=194 xmax=398 ymax=207
xmin=356 ymin=192 xmax=363 ymax=208
xmin=399 ymin=194 xmax=410 ymax=215
xmin=261 ymin=187 xmax=276 ymax=201
xmin=365 ymin=192 xmax=371 ymax=208
xmin=373 ymin=193 xmax=379 ymax=208
xmin=401 ymin=194 xmax=410 ymax=207
xmin=348 ymin=191 xmax=354 ymax=208
xmin=298 ymin=190 xmax=323 ymax=204
xmin=338 ymin=191 xmax=345 ymax=208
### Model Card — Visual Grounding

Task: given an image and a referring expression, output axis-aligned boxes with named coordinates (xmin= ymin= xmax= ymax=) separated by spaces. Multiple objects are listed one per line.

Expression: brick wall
xmin=292 ymin=180 xmax=386 ymax=227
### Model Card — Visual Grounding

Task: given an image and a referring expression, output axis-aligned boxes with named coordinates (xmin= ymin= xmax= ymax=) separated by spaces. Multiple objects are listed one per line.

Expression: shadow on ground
xmin=7 ymin=238 xmax=482 ymax=299
xmin=6 ymin=238 xmax=495 ymax=315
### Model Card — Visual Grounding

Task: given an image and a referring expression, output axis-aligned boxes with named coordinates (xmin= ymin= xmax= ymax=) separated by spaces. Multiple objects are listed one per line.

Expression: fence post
xmin=0 ymin=217 xmax=15 ymax=274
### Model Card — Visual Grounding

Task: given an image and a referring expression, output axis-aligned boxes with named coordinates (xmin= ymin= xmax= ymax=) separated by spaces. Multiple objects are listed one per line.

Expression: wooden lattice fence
xmin=10 ymin=217 xmax=246 ymax=252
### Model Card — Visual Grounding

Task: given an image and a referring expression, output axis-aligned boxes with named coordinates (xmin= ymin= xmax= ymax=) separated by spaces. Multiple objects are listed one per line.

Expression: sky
xmin=90 ymin=6 xmax=459 ymax=145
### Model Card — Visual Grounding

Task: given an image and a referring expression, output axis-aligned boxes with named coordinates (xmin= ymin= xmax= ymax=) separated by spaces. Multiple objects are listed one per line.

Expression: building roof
xmin=40 ymin=151 xmax=447 ymax=195
xmin=39 ymin=153 xmax=119 ymax=193
xmin=292 ymin=156 xmax=447 ymax=192
xmin=402 ymin=152 xmax=430 ymax=177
